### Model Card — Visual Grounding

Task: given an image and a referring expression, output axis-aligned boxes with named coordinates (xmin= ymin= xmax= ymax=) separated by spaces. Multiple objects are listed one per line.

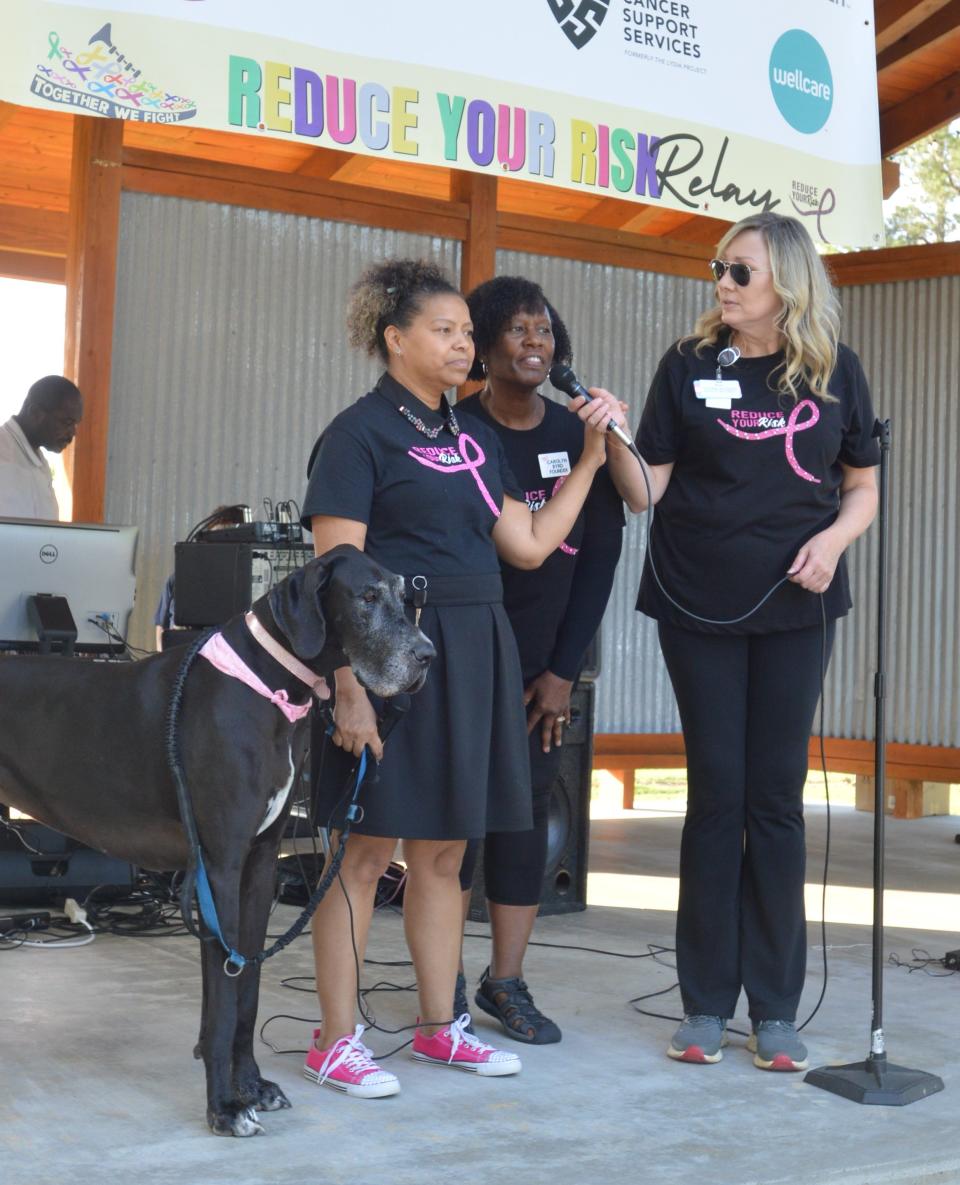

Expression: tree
xmin=884 ymin=123 xmax=960 ymax=246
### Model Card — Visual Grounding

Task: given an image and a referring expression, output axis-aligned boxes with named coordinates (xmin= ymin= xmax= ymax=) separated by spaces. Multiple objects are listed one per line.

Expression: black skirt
xmin=311 ymin=574 xmax=532 ymax=841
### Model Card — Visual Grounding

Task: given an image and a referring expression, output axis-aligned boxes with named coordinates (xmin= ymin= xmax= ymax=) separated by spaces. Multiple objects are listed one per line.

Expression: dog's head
xmin=268 ymin=545 xmax=434 ymax=697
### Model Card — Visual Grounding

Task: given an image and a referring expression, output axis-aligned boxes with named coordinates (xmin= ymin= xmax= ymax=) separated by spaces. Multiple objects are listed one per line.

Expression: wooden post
xmin=451 ymin=170 xmax=498 ymax=398
xmin=63 ymin=116 xmax=123 ymax=523
xmin=452 ymin=170 xmax=498 ymax=296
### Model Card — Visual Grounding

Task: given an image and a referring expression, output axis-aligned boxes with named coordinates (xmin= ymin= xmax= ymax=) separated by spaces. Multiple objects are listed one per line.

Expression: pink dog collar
xmin=199 ymin=632 xmax=317 ymax=723
xmin=243 ymin=613 xmax=331 ymax=702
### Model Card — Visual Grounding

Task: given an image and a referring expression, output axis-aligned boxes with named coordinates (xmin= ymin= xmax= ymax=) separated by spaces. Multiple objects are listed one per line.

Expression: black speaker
xmin=174 ymin=541 xmax=253 ymax=627
xmin=0 ymin=821 xmax=137 ymax=904
xmin=578 ymin=627 xmax=601 ymax=681
xmin=469 ymin=682 xmax=594 ymax=920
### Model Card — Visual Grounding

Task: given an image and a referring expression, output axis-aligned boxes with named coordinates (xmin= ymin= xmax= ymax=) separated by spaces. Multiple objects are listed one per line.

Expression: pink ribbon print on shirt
xmin=717 ymin=399 xmax=822 ymax=484
xmin=408 ymin=434 xmax=501 ymax=517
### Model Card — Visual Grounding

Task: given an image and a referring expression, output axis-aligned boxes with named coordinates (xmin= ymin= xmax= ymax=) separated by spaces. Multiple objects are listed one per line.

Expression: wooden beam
xmin=880 ymin=69 xmax=960 ymax=154
xmin=828 ymin=240 xmax=960 ymax=284
xmin=0 ymin=100 xmax=17 ymax=133
xmin=451 ymin=170 xmax=498 ymax=295
xmin=497 ymin=210 xmax=711 ymax=280
xmin=328 ymin=156 xmax=378 ymax=185
xmin=881 ymin=157 xmax=901 ymax=199
xmin=875 ymin=0 xmax=953 ymax=53
xmin=0 ymin=204 xmax=69 ymax=256
xmin=876 ymin=0 xmax=960 ymax=72
xmin=578 ymin=197 xmax=646 ymax=230
xmin=294 ymin=146 xmax=356 ymax=179
xmin=64 ymin=117 xmax=123 ymax=524
xmin=0 ymin=248 xmax=65 ymax=284
xmin=620 ymin=206 xmax=669 ymax=235
xmin=593 ymin=733 xmax=960 ymax=783
xmin=660 ymin=215 xmax=730 ymax=246
xmin=121 ymin=148 xmax=469 ymax=239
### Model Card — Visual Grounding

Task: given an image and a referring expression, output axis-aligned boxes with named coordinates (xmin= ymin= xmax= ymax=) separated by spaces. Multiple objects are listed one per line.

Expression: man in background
xmin=0 ymin=376 xmax=83 ymax=520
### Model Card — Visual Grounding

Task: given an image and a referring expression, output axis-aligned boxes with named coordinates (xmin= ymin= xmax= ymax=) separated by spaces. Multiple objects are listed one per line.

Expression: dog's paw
xmin=247 ymin=1078 xmax=292 ymax=1112
xmin=207 ymin=1103 xmax=264 ymax=1138
xmin=236 ymin=1076 xmax=292 ymax=1113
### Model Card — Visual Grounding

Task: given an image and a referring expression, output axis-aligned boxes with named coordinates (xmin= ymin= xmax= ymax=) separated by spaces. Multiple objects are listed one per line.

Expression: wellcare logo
xmin=769 ymin=29 xmax=833 ymax=134
xmin=547 ymin=0 xmax=610 ymax=49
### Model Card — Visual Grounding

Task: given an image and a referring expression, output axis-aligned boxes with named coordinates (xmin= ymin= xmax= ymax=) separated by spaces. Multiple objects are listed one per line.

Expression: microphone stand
xmin=805 ymin=418 xmax=944 ymax=1106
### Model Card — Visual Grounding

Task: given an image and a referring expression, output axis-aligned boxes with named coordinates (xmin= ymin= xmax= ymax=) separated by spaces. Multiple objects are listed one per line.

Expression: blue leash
xmin=164 ymin=632 xmax=383 ymax=977
xmin=195 ymin=748 xmax=369 ymax=976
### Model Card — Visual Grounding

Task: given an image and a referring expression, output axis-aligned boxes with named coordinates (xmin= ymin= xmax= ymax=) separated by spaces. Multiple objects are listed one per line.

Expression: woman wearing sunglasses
xmin=582 ymin=211 xmax=879 ymax=1073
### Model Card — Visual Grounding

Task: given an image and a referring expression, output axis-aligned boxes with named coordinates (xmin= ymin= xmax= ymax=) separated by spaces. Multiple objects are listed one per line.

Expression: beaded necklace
xmin=396 ymin=396 xmax=461 ymax=440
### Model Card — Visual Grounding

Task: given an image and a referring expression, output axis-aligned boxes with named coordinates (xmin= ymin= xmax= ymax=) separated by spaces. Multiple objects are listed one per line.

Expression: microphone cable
xmin=551 ymin=363 xmax=835 ymax=1035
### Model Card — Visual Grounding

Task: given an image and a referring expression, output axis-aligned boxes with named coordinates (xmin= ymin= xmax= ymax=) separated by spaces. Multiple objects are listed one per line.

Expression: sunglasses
xmin=709 ymin=259 xmax=771 ymax=287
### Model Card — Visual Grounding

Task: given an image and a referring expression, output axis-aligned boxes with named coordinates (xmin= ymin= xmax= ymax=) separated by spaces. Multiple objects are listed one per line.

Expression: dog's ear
xmin=268 ymin=558 xmax=329 ymax=659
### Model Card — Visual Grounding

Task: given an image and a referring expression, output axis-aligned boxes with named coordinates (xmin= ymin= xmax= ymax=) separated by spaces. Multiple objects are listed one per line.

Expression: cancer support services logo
xmin=769 ymin=29 xmax=834 ymax=134
xmin=30 ymin=22 xmax=198 ymax=123
xmin=547 ymin=0 xmax=611 ymax=48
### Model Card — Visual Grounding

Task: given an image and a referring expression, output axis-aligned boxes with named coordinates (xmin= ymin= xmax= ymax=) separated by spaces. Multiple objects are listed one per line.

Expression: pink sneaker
xmin=412 ymin=1014 xmax=522 ymax=1076
xmin=303 ymin=1026 xmax=400 ymax=1098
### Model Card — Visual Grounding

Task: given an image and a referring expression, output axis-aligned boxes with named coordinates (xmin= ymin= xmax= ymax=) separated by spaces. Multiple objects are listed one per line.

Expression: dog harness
xmin=198 ymin=628 xmax=324 ymax=723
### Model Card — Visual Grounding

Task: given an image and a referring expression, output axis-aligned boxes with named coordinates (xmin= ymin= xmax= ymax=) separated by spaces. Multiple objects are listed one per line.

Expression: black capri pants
xmin=658 ymin=617 xmax=835 ymax=1022
xmin=459 ymin=729 xmax=563 ymax=906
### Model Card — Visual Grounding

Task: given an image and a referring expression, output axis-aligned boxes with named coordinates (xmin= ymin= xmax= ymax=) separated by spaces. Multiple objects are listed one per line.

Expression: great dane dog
xmin=0 ymin=543 xmax=434 ymax=1136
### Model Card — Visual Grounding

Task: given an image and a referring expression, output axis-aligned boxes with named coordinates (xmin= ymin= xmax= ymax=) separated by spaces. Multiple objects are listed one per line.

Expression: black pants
xmin=657 ymin=618 xmax=835 ymax=1022
xmin=459 ymin=731 xmax=562 ymax=906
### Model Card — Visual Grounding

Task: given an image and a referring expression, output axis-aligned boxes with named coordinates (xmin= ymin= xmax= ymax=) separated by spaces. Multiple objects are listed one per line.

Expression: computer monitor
xmin=0 ymin=518 xmax=138 ymax=653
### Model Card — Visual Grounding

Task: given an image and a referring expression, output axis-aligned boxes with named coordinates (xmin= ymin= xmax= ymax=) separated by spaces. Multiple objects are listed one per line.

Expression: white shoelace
xmin=319 ymin=1025 xmax=382 ymax=1083
xmin=446 ymin=1013 xmax=496 ymax=1062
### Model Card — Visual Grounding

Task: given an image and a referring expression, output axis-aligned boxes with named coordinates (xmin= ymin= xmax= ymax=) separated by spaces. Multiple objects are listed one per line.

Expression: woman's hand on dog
xmin=332 ymin=667 xmax=384 ymax=761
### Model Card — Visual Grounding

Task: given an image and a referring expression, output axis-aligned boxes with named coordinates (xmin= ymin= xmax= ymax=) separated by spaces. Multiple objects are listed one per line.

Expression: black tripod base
xmin=805 ymin=1057 xmax=944 ymax=1106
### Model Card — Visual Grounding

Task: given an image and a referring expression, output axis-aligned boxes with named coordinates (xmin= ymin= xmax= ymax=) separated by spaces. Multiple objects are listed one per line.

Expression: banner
xmin=1 ymin=0 xmax=884 ymax=247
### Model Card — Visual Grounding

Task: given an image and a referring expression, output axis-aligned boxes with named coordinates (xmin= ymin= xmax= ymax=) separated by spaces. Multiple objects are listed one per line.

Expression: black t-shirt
xmin=301 ymin=372 xmax=522 ymax=576
xmin=636 ymin=339 xmax=880 ymax=633
xmin=459 ymin=393 xmax=625 ymax=680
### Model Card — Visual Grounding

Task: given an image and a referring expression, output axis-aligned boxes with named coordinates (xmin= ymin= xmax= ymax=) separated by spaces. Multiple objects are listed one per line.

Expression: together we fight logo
xmin=29 ymin=22 xmax=198 ymax=122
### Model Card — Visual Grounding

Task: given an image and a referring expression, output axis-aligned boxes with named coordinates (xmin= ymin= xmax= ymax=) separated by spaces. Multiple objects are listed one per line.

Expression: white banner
xmin=2 ymin=0 xmax=885 ymax=247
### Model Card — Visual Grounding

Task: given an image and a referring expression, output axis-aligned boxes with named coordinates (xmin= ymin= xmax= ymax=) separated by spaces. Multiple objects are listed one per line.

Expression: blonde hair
xmin=346 ymin=259 xmax=460 ymax=362
xmin=689 ymin=212 xmax=840 ymax=402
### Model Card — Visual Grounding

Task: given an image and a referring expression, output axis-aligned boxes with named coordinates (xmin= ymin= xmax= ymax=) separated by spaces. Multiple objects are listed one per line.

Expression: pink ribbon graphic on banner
xmin=408 ymin=434 xmax=501 ymax=517
xmin=717 ymin=399 xmax=821 ymax=483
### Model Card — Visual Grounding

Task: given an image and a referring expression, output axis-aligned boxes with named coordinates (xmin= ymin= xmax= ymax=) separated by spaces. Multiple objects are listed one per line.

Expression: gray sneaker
xmin=747 ymin=1020 xmax=809 ymax=1071
xmin=667 ymin=1015 xmax=728 ymax=1063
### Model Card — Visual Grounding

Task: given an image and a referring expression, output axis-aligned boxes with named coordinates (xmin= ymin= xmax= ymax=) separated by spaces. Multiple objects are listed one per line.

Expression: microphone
xmin=549 ymin=363 xmax=635 ymax=450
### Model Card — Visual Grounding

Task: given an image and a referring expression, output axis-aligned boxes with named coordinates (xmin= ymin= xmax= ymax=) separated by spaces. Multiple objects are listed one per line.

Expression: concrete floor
xmin=1 ymin=802 xmax=958 ymax=1185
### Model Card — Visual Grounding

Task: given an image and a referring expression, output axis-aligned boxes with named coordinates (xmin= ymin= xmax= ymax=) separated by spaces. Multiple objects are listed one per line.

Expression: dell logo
xmin=39 ymin=544 xmax=59 ymax=564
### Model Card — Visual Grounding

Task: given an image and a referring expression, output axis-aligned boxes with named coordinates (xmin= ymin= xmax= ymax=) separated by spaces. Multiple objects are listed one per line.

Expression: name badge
xmin=693 ymin=379 xmax=743 ymax=410
xmin=538 ymin=450 xmax=571 ymax=478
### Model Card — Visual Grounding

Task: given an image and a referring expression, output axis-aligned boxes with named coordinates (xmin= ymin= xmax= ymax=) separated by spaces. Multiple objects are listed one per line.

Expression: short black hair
xmin=22 ymin=375 xmax=82 ymax=414
xmin=465 ymin=276 xmax=572 ymax=382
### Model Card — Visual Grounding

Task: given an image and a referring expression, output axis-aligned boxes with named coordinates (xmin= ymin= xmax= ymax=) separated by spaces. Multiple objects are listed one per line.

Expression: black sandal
xmin=474 ymin=967 xmax=562 ymax=1045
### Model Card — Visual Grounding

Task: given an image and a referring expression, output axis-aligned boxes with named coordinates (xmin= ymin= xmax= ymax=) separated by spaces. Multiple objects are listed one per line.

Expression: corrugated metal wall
xmin=498 ymin=251 xmax=960 ymax=746
xmin=106 ymin=192 xmax=460 ymax=653
xmin=106 ymin=195 xmax=958 ymax=747
xmin=841 ymin=278 xmax=960 ymax=747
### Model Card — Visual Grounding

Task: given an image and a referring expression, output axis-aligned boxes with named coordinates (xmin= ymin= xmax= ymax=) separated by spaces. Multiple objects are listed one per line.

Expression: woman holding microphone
xmin=456 ymin=275 xmax=625 ymax=1044
xmin=581 ymin=212 xmax=879 ymax=1072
